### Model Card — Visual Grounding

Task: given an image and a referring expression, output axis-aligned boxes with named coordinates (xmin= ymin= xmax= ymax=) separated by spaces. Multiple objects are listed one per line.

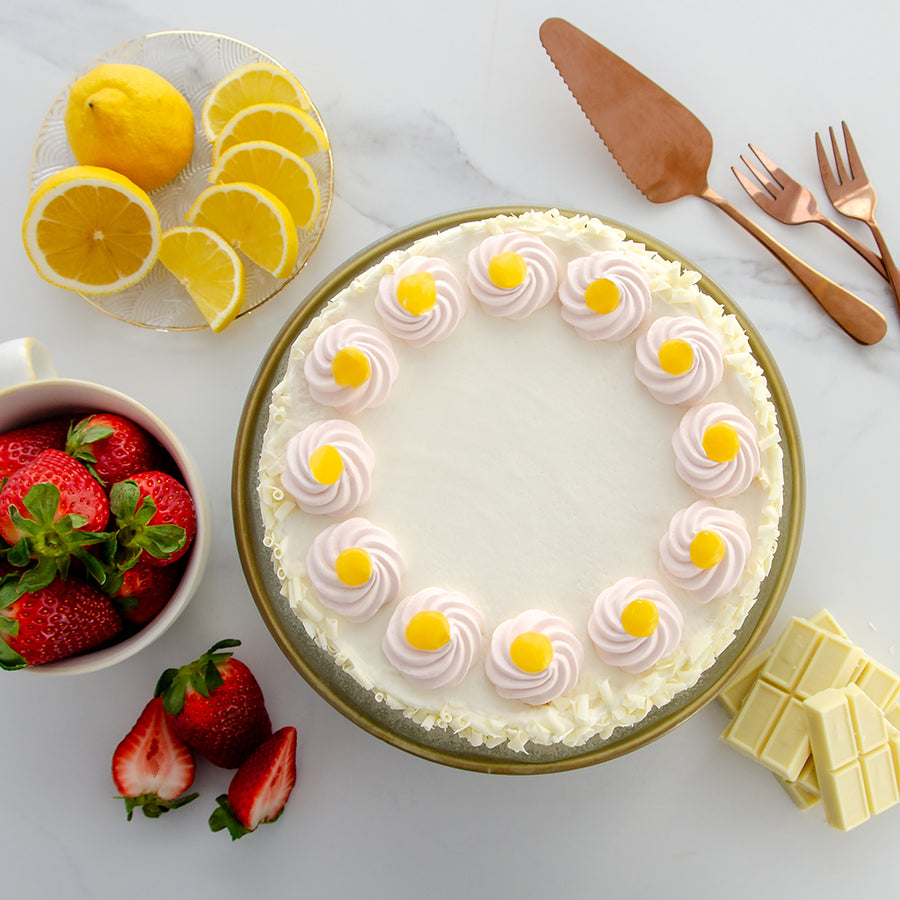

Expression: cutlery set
xmin=540 ymin=17 xmax=896 ymax=345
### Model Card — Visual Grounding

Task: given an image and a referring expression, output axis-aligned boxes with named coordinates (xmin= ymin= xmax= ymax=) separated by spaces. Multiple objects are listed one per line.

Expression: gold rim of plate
xmin=232 ymin=206 xmax=806 ymax=774
xmin=29 ymin=30 xmax=334 ymax=331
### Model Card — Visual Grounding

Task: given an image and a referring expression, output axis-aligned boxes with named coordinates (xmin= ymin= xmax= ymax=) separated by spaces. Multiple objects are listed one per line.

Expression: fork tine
xmin=748 ymin=144 xmax=789 ymax=186
xmin=738 ymin=153 xmax=779 ymax=199
xmin=814 ymin=132 xmax=838 ymax=193
xmin=732 ymin=166 xmax=775 ymax=209
xmin=840 ymin=121 xmax=868 ymax=181
xmin=829 ymin=125 xmax=851 ymax=185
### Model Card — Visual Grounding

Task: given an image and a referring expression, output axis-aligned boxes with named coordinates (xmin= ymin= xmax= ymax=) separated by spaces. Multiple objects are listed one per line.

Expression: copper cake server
xmin=539 ymin=17 xmax=887 ymax=345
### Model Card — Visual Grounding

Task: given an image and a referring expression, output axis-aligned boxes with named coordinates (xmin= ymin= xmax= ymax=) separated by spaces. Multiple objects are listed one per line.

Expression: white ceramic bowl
xmin=0 ymin=338 xmax=210 ymax=674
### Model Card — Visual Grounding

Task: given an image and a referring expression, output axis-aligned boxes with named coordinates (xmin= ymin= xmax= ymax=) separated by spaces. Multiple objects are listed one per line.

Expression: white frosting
xmin=258 ymin=210 xmax=784 ymax=752
xmin=658 ymin=501 xmax=751 ymax=604
xmin=382 ymin=588 xmax=484 ymax=689
xmin=673 ymin=402 xmax=762 ymax=498
xmin=375 ymin=256 xmax=465 ymax=345
xmin=466 ymin=231 xmax=559 ymax=319
xmin=559 ymin=251 xmax=651 ymax=340
xmin=306 ymin=517 xmax=406 ymax=622
xmin=634 ymin=316 xmax=724 ymax=405
xmin=587 ymin=577 xmax=683 ymax=674
xmin=304 ymin=319 xmax=399 ymax=415
xmin=280 ymin=419 xmax=374 ymax=517
xmin=485 ymin=610 xmax=584 ymax=705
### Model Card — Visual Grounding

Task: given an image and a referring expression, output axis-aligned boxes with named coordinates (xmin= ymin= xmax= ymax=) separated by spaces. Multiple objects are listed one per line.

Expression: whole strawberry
xmin=110 ymin=560 xmax=182 ymax=626
xmin=154 ymin=639 xmax=272 ymax=768
xmin=209 ymin=726 xmax=297 ymax=840
xmin=0 ymin=417 xmax=70 ymax=481
xmin=112 ymin=697 xmax=198 ymax=821
xmin=66 ymin=413 xmax=156 ymax=487
xmin=0 ymin=574 xmax=121 ymax=668
xmin=109 ymin=471 xmax=195 ymax=569
xmin=0 ymin=449 xmax=111 ymax=590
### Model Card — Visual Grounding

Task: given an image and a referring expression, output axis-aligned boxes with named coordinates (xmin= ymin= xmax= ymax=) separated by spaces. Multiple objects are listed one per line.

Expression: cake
xmin=257 ymin=209 xmax=784 ymax=753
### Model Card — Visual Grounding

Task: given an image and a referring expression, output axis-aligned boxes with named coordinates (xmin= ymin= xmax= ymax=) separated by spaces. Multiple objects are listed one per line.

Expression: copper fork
xmin=815 ymin=122 xmax=900 ymax=313
xmin=732 ymin=145 xmax=886 ymax=278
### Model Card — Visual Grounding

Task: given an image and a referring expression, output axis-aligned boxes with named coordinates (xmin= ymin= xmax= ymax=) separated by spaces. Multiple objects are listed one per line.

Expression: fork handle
xmin=701 ymin=187 xmax=887 ymax=345
xmin=864 ymin=220 xmax=900 ymax=316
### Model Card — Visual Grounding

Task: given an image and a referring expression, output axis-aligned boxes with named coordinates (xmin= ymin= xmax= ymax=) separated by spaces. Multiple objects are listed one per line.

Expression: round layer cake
xmin=257 ymin=209 xmax=784 ymax=752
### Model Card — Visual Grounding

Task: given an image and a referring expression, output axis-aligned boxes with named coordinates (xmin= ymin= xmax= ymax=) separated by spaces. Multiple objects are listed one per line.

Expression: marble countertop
xmin=3 ymin=0 xmax=898 ymax=895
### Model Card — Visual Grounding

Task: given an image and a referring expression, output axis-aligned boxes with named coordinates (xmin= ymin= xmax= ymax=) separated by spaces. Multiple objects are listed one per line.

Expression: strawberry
xmin=112 ymin=697 xmax=199 ymax=821
xmin=109 ymin=471 xmax=195 ymax=569
xmin=0 ymin=417 xmax=70 ymax=481
xmin=0 ymin=575 xmax=121 ymax=668
xmin=110 ymin=560 xmax=182 ymax=626
xmin=66 ymin=413 xmax=156 ymax=487
xmin=155 ymin=639 xmax=272 ymax=768
xmin=209 ymin=726 xmax=297 ymax=840
xmin=0 ymin=450 xmax=111 ymax=591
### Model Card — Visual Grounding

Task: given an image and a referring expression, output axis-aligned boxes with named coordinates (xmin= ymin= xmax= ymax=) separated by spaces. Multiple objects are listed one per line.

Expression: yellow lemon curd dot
xmin=334 ymin=547 xmax=372 ymax=586
xmin=488 ymin=251 xmax=528 ymax=289
xmin=584 ymin=277 xmax=620 ymax=314
xmin=396 ymin=271 xmax=437 ymax=316
xmin=689 ymin=530 xmax=726 ymax=570
xmin=658 ymin=338 xmax=694 ymax=375
xmin=702 ymin=422 xmax=740 ymax=463
xmin=308 ymin=444 xmax=343 ymax=485
xmin=405 ymin=610 xmax=451 ymax=651
xmin=621 ymin=598 xmax=659 ymax=638
xmin=331 ymin=346 xmax=371 ymax=388
xmin=510 ymin=631 xmax=554 ymax=673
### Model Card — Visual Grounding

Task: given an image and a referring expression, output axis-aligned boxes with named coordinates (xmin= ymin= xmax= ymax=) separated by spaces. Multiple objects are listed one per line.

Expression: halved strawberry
xmin=109 ymin=471 xmax=195 ymax=569
xmin=155 ymin=639 xmax=272 ymax=768
xmin=112 ymin=697 xmax=198 ymax=820
xmin=66 ymin=413 xmax=156 ymax=487
xmin=0 ymin=450 xmax=111 ymax=591
xmin=209 ymin=726 xmax=297 ymax=840
xmin=0 ymin=417 xmax=70 ymax=481
xmin=0 ymin=575 xmax=121 ymax=668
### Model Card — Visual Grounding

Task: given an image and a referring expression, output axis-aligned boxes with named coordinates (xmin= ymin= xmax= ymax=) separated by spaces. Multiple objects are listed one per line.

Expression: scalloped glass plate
xmin=29 ymin=31 xmax=334 ymax=331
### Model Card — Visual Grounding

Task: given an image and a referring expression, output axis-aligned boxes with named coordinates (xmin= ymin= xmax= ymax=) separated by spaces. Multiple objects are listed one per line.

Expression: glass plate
xmin=29 ymin=31 xmax=334 ymax=331
xmin=232 ymin=206 xmax=805 ymax=774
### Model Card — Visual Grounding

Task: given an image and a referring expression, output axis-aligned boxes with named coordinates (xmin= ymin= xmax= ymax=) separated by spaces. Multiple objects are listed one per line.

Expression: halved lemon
xmin=158 ymin=226 xmax=245 ymax=332
xmin=185 ymin=182 xmax=299 ymax=278
xmin=22 ymin=165 xmax=160 ymax=294
xmin=202 ymin=62 xmax=310 ymax=143
xmin=212 ymin=102 xmax=329 ymax=162
xmin=209 ymin=140 xmax=321 ymax=230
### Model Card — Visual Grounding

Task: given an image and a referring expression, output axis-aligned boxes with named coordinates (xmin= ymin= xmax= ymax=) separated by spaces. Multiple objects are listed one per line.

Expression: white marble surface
xmin=3 ymin=0 xmax=899 ymax=894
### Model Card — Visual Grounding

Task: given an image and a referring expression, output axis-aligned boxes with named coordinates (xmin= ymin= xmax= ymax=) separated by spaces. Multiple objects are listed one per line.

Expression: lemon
xmin=185 ymin=182 xmax=299 ymax=278
xmin=213 ymin=103 xmax=329 ymax=162
xmin=64 ymin=64 xmax=194 ymax=193
xmin=22 ymin=165 xmax=161 ymax=294
xmin=202 ymin=62 xmax=310 ymax=144
xmin=158 ymin=226 xmax=245 ymax=332
xmin=209 ymin=140 xmax=321 ymax=230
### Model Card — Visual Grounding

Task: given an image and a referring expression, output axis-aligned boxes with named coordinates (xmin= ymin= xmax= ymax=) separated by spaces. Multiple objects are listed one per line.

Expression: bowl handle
xmin=0 ymin=338 xmax=57 ymax=390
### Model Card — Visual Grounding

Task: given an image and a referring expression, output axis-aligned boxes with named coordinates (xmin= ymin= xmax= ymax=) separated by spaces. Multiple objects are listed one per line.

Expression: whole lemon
xmin=64 ymin=63 xmax=195 ymax=192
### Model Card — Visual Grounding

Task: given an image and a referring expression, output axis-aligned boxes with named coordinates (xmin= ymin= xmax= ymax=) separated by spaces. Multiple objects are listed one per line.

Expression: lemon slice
xmin=185 ymin=182 xmax=299 ymax=278
xmin=158 ymin=225 xmax=245 ymax=332
xmin=22 ymin=165 xmax=161 ymax=294
xmin=213 ymin=102 xmax=329 ymax=162
xmin=202 ymin=62 xmax=310 ymax=144
xmin=209 ymin=140 xmax=321 ymax=230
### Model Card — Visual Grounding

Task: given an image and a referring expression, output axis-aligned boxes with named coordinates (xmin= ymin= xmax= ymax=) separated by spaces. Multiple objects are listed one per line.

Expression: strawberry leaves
xmin=108 ymin=478 xmax=188 ymax=569
xmin=155 ymin=639 xmax=240 ymax=716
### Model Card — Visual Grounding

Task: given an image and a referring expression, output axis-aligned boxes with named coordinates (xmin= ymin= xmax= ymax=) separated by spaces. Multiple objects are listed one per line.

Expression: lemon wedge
xmin=158 ymin=226 xmax=245 ymax=332
xmin=185 ymin=182 xmax=299 ymax=278
xmin=213 ymin=102 xmax=329 ymax=162
xmin=202 ymin=62 xmax=310 ymax=144
xmin=209 ymin=140 xmax=321 ymax=230
xmin=22 ymin=165 xmax=161 ymax=294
